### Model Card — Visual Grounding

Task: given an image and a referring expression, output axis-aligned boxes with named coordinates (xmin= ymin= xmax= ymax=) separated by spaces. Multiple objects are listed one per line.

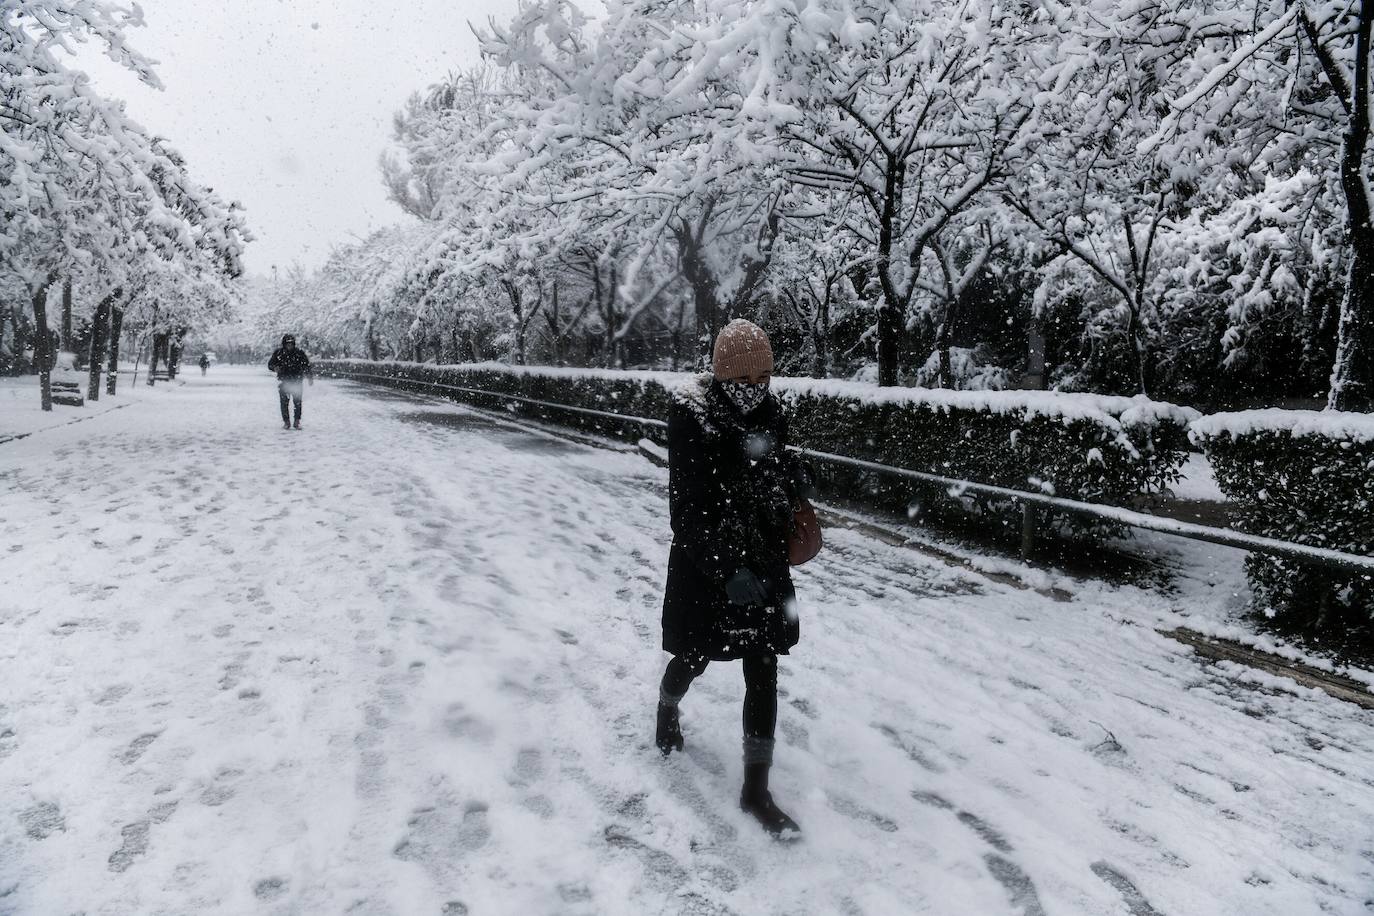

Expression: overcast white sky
xmin=77 ymin=0 xmax=517 ymax=275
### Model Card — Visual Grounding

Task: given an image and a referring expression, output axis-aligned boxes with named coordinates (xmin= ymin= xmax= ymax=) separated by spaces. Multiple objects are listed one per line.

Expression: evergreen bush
xmin=1191 ymin=411 xmax=1374 ymax=649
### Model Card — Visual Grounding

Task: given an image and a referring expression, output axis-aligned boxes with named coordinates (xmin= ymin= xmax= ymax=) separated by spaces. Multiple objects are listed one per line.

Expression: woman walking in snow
xmin=656 ymin=318 xmax=815 ymax=838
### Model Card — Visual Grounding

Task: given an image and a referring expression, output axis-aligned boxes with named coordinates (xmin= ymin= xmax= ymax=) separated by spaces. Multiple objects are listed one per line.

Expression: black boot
xmin=655 ymin=702 xmax=683 ymax=756
xmin=740 ymin=762 xmax=800 ymax=838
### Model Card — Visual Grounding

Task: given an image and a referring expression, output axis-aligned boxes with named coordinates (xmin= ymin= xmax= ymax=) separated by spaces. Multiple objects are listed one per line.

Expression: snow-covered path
xmin=2 ymin=368 xmax=1371 ymax=916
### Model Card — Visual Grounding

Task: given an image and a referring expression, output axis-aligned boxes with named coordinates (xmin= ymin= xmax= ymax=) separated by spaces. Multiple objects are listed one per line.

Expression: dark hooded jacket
xmin=661 ymin=374 xmax=806 ymax=660
xmin=267 ymin=337 xmax=312 ymax=381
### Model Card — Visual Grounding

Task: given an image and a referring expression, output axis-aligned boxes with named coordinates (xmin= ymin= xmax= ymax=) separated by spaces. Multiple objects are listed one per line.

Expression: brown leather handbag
xmin=787 ymin=500 xmax=823 ymax=566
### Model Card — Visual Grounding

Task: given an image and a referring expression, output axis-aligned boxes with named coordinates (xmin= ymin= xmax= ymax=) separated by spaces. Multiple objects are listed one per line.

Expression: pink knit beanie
xmin=712 ymin=319 xmax=774 ymax=380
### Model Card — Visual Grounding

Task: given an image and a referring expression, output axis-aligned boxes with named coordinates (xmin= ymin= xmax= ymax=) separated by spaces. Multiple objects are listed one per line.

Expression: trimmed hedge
xmin=770 ymin=378 xmax=1195 ymax=539
xmin=1192 ymin=410 xmax=1374 ymax=648
xmin=321 ymin=360 xmax=1196 ymax=541
xmin=321 ymin=359 xmax=683 ymax=439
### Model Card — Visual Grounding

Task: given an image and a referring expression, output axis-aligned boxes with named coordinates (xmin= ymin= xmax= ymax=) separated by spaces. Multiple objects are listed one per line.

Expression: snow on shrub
xmin=1191 ymin=410 xmax=1374 ymax=646
xmin=773 ymin=378 xmax=1196 ymax=538
xmin=912 ymin=346 xmax=1013 ymax=391
xmin=320 ymin=359 xmax=684 ymax=438
xmin=322 ymin=360 xmax=1196 ymax=540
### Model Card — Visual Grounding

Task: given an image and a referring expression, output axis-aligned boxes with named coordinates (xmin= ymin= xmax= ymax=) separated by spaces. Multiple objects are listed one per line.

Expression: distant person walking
xmin=199 ymin=354 xmax=210 ymax=376
xmin=267 ymin=334 xmax=313 ymax=430
xmin=655 ymin=318 xmax=818 ymax=839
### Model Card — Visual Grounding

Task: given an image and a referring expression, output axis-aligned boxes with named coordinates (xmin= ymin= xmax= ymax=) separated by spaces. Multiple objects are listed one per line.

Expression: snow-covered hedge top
xmin=769 ymin=376 xmax=1200 ymax=429
xmin=360 ymin=359 xmax=692 ymax=388
xmin=1190 ymin=408 xmax=1374 ymax=444
xmin=328 ymin=359 xmax=1197 ymax=431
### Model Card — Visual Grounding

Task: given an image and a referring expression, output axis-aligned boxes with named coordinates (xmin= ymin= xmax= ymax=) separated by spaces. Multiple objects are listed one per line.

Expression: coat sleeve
xmin=267 ymin=350 xmax=279 ymax=372
xmin=668 ymin=403 xmax=748 ymax=585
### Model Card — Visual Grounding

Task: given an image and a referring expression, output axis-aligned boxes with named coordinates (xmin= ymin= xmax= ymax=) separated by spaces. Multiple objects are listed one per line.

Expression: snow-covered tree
xmin=1134 ymin=0 xmax=1372 ymax=410
xmin=2 ymin=1 xmax=250 ymax=406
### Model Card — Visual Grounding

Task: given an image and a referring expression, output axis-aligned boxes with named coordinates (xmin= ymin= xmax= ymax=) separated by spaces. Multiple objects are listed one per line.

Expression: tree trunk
xmin=547 ymin=283 xmax=564 ymax=366
xmin=676 ymin=229 xmax=719 ymax=366
xmin=935 ymin=329 xmax=952 ymax=389
xmin=670 ymin=296 xmax=688 ymax=371
xmin=874 ymin=154 xmax=904 ymax=388
xmin=598 ymin=264 xmax=618 ymax=368
xmin=1023 ymin=315 xmax=1047 ymax=390
xmin=147 ymin=332 xmax=164 ymax=385
xmin=876 ymin=302 xmax=901 ymax=387
xmin=811 ymin=291 xmax=831 ymax=379
xmin=167 ymin=327 xmax=186 ymax=379
xmin=106 ymin=306 xmax=125 ymax=395
xmin=60 ymin=279 xmax=73 ymax=353
xmin=1329 ymin=227 xmax=1374 ymax=411
xmin=1327 ymin=0 xmax=1373 ymax=411
xmin=366 ymin=319 xmax=380 ymax=360
xmin=32 ymin=279 xmax=54 ymax=411
xmin=935 ymin=293 xmax=961 ymax=388
xmin=86 ymin=290 xmax=117 ymax=401
xmin=1126 ymin=293 xmax=1149 ymax=396
xmin=503 ymin=280 xmax=526 ymax=365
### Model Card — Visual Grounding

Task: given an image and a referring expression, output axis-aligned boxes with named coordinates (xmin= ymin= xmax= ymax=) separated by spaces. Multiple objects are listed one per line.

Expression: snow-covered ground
xmin=0 ymin=369 xmax=150 ymax=443
xmin=1 ymin=367 xmax=1371 ymax=915
xmin=1168 ymin=453 xmax=1226 ymax=504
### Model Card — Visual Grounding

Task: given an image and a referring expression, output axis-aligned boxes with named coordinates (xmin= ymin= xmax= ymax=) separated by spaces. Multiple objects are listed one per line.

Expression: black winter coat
xmin=268 ymin=348 xmax=312 ymax=381
xmin=661 ymin=375 xmax=804 ymax=661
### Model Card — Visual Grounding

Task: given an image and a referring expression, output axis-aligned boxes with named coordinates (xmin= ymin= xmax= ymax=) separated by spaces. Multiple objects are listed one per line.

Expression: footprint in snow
xmin=874 ymin=722 xmax=944 ymax=773
xmin=441 ymin=703 xmax=494 ymax=743
xmin=107 ymin=821 xmax=150 ymax=873
xmin=829 ymin=794 xmax=899 ymax=833
xmin=910 ymin=790 xmax=1044 ymax=913
xmin=218 ymin=663 xmax=243 ymax=691
xmin=19 ymin=802 xmax=64 ymax=840
xmin=200 ymin=768 xmax=242 ymax=807
xmin=779 ymin=718 xmax=809 ymax=750
xmin=393 ymin=800 xmax=491 ymax=877
xmin=1090 ymin=861 xmax=1166 ymax=916
xmin=985 ymin=854 xmax=1047 ymax=916
xmin=150 ymin=800 xmax=178 ymax=824
xmin=511 ymin=748 xmax=544 ymax=786
xmin=956 ymin=810 xmax=1012 ymax=853
xmin=118 ymin=732 xmax=159 ymax=765
xmin=253 ymin=876 xmax=288 ymax=901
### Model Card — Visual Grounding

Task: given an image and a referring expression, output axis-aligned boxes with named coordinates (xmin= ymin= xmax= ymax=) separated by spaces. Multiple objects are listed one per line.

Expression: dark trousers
xmin=278 ymin=380 xmax=303 ymax=424
xmin=661 ymin=652 xmax=777 ymax=739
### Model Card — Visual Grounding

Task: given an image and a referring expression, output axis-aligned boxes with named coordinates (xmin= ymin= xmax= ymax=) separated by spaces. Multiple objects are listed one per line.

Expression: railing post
xmin=1020 ymin=502 xmax=1036 ymax=562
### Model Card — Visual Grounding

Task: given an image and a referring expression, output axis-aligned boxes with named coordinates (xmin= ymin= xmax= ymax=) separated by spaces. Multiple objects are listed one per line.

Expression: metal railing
xmin=328 ymin=366 xmax=1374 ymax=576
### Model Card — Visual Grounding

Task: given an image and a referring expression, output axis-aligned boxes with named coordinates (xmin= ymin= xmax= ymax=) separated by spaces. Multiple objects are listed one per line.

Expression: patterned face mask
xmin=720 ymin=380 xmax=769 ymax=415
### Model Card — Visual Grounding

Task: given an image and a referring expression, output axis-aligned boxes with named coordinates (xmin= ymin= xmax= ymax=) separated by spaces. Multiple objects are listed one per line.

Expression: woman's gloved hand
xmin=792 ymin=459 xmax=820 ymax=502
xmin=725 ymin=568 xmax=769 ymax=606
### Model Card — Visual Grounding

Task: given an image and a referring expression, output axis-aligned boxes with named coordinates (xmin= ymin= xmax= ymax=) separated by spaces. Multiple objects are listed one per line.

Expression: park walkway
xmin=0 ymin=367 xmax=1370 ymax=915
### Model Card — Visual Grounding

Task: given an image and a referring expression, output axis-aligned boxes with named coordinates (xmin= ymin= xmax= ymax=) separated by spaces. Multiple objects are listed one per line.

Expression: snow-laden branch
xmin=1138 ymin=5 xmax=1299 ymax=154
